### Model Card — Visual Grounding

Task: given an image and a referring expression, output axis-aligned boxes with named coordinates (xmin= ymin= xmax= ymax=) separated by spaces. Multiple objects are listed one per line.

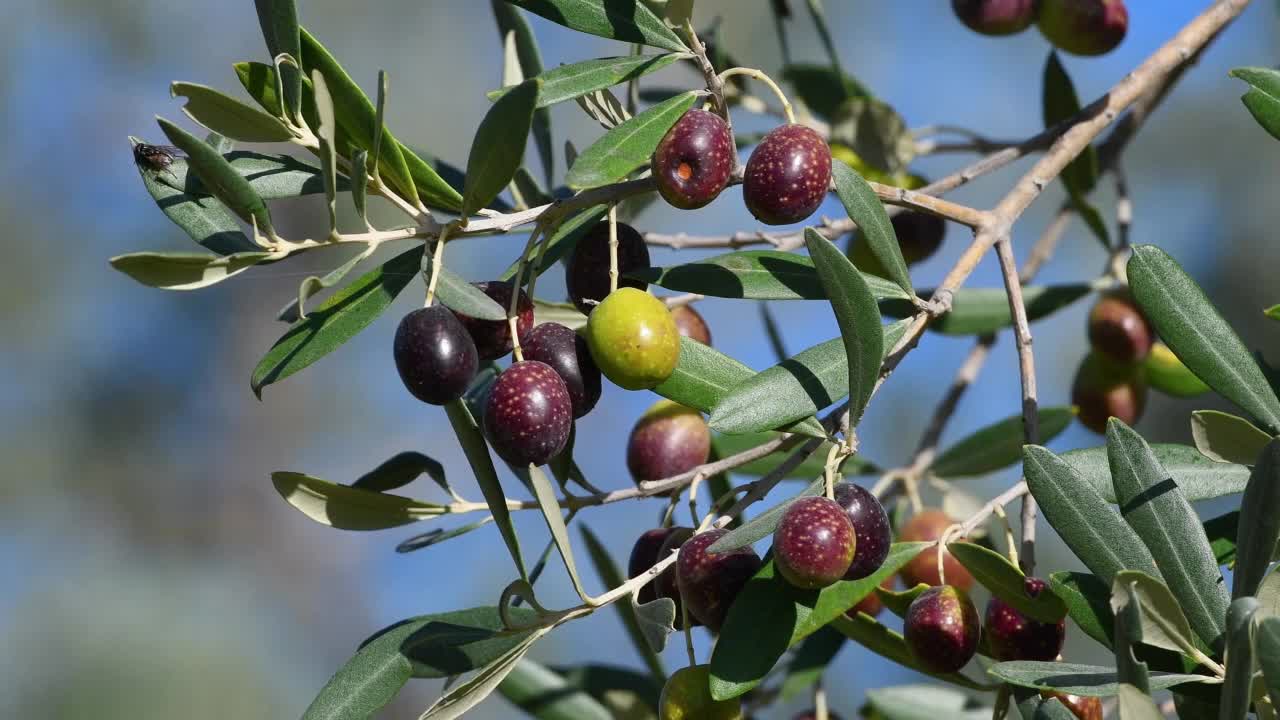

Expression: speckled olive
xmin=670 ymin=304 xmax=712 ymax=346
xmin=393 ymin=306 xmax=479 ymax=405
xmin=658 ymin=664 xmax=743 ymax=720
xmin=1040 ymin=691 xmax=1103 ymax=720
xmin=652 ymin=108 xmax=734 ymax=210
xmin=627 ymin=400 xmax=711 ymax=484
xmin=521 ymin=322 xmax=601 ymax=418
xmin=483 ymin=360 xmax=573 ymax=466
xmin=630 ymin=527 xmax=680 ymax=605
xmin=1038 ymin=0 xmax=1128 ymax=56
xmin=655 ymin=526 xmax=699 ymax=628
xmin=904 ymin=585 xmax=981 ymax=673
xmin=565 ymin=221 xmax=650 ymax=315
xmin=584 ymin=288 xmax=681 ymax=391
xmin=773 ymin=496 xmax=857 ymax=589
xmin=985 ymin=577 xmax=1066 ymax=661
xmin=846 ymin=577 xmax=895 ymax=618
xmin=952 ymin=0 xmax=1038 ymax=35
xmin=1072 ymin=352 xmax=1147 ymax=434
xmin=453 ymin=281 xmax=533 ymax=362
xmin=743 ymin=124 xmax=832 ymax=225
xmin=1087 ymin=290 xmax=1153 ymax=364
xmin=899 ymin=509 xmax=974 ymax=591
xmin=676 ymin=528 xmax=762 ymax=631
xmin=833 ymin=482 xmax=892 ymax=580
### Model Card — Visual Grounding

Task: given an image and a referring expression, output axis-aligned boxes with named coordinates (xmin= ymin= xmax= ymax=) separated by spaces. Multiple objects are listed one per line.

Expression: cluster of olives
xmin=953 ymin=0 xmax=1129 ymax=57
xmin=1072 ymin=290 xmax=1154 ymax=434
xmin=653 ymin=108 xmax=833 ymax=225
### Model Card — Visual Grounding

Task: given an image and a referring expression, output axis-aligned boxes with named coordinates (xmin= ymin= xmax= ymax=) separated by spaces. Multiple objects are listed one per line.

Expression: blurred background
xmin=2 ymin=1 xmax=1278 ymax=717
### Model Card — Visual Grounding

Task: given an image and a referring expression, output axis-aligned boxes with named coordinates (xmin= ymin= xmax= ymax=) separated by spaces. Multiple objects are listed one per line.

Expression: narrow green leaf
xmin=867 ymin=685 xmax=993 ymax=720
xmin=633 ymin=249 xmax=910 ymax=301
xmin=150 ymin=147 xmax=346 ymax=201
xmin=253 ymin=0 xmax=302 ymax=120
xmin=311 ymin=70 xmax=340 ymax=234
xmin=881 ymin=284 xmax=1092 ymax=336
xmin=158 ymin=117 xmax=275 ymax=238
xmin=1023 ymin=445 xmax=1162 ymax=586
xmin=1014 ymin=690 xmax=1078 ymax=720
xmin=1061 ymin=442 xmax=1252 ymax=503
xmin=709 ymin=542 xmax=933 ymax=699
xmin=804 ymin=227 xmax=884 ymax=424
xmin=302 ymin=606 xmax=539 ymax=720
xmin=1234 ymin=438 xmax=1280 ymax=599
xmin=655 ymin=336 xmax=827 ymax=438
xmin=277 ymin=248 xmax=374 ymax=323
xmin=949 ymin=543 xmax=1067 ymax=623
xmin=501 ymin=207 xmax=609 ymax=285
xmin=1220 ymin=598 xmax=1260 ymax=720
xmin=1129 ymin=245 xmax=1280 ymax=433
xmin=420 ymin=251 xmax=507 ymax=321
xmin=532 ymin=299 xmax=589 ymax=331
xmin=271 ymin=471 xmax=444 ymax=530
xmin=464 ymin=78 xmax=540 ymax=216
xmin=506 ymin=0 xmax=688 ymax=52
xmin=1257 ymin=616 xmax=1280 ymax=709
xmin=710 ymin=432 xmax=879 ymax=479
xmin=1204 ymin=511 xmax=1242 ymax=566
xmin=1261 ymin=568 xmax=1280 ymax=616
xmin=876 ymin=583 xmax=930 ymax=619
xmin=1107 ymin=419 xmax=1229 ymax=651
xmin=171 ymin=82 xmax=292 ymax=142
xmin=129 ymin=137 xmax=257 ymax=255
xmin=1042 ymin=52 xmax=1098 ymax=196
xmin=1111 ymin=571 xmax=1199 ymax=656
xmin=832 ymin=161 xmax=913 ymax=297
xmin=1231 ymin=67 xmax=1280 ymax=141
xmin=932 ymin=407 xmax=1075 ymax=477
xmin=1115 ymin=684 xmax=1166 ymax=719
xmin=778 ymin=628 xmax=844 ymax=701
xmin=579 ymin=526 xmax=666 ymax=684
xmin=708 ymin=319 xmax=910 ymax=436
xmin=418 ymin=628 xmax=549 ymax=720
xmin=707 ymin=477 xmax=826 ymax=554
xmin=1050 ymin=571 xmax=1115 ymax=649
xmin=527 ymin=465 xmax=588 ymax=600
xmin=828 ymin=97 xmax=915 ymax=178
xmin=351 ymin=148 xmax=370 ymax=223
xmin=396 ymin=517 xmax=495 ymax=553
xmin=781 ymin=63 xmax=869 ymax=122
xmin=352 ymin=451 xmax=448 ymax=494
xmin=829 ymin=612 xmax=988 ymax=690
xmin=110 ymin=251 xmax=273 ymax=291
xmin=565 ymin=90 xmax=697 ymax=189
xmin=251 ymin=245 xmax=421 ymax=396
xmin=495 ymin=659 xmax=615 ymax=720
xmin=492 ymin=0 xmax=554 ymax=188
xmin=444 ymin=400 xmax=528 ymax=580
xmin=490 ymin=54 xmax=686 ymax=109
xmin=1112 ymin=574 xmax=1152 ymax=693
xmin=988 ymin=661 xmax=1216 ymax=697
xmin=1191 ymin=410 xmax=1272 ymax=465
xmin=1267 ymin=304 xmax=1280 ymax=322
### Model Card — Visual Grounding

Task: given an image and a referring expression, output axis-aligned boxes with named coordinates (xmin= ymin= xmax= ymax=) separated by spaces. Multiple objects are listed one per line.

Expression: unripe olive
xmin=658 ymin=664 xmax=743 ymax=720
xmin=1038 ymin=0 xmax=1128 ymax=57
xmin=584 ymin=288 xmax=681 ymax=390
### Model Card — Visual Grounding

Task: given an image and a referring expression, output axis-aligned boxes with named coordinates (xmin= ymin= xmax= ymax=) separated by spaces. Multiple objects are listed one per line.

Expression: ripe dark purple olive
xmin=656 ymin=526 xmax=699 ymax=629
xmin=904 ymin=585 xmax=981 ymax=673
xmin=453 ymin=281 xmax=533 ymax=362
xmin=521 ymin=322 xmax=601 ymax=418
xmin=627 ymin=401 xmax=711 ymax=484
xmin=630 ymin=527 xmax=680 ymax=605
xmin=652 ymin=108 xmax=735 ymax=210
xmin=565 ymin=221 xmax=650 ymax=315
xmin=1072 ymin=352 xmax=1147 ymax=434
xmin=742 ymin=124 xmax=832 ymax=225
xmin=670 ymin=304 xmax=712 ymax=346
xmin=393 ymin=305 xmax=479 ymax=405
xmin=1038 ymin=0 xmax=1128 ymax=57
xmin=899 ymin=509 xmax=974 ymax=591
xmin=952 ymin=0 xmax=1038 ymax=36
xmin=893 ymin=211 xmax=947 ymax=266
xmin=676 ymin=528 xmax=762 ymax=631
xmin=773 ymin=496 xmax=857 ymax=589
xmin=483 ymin=360 xmax=573 ymax=466
xmin=1087 ymin=290 xmax=1153 ymax=364
xmin=833 ymin=482 xmax=892 ymax=580
xmin=985 ymin=577 xmax=1067 ymax=661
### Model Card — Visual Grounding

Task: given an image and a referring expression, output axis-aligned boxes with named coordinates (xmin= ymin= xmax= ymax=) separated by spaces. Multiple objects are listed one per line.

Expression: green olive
xmin=585 ymin=287 xmax=680 ymax=391
xmin=658 ymin=665 xmax=743 ymax=720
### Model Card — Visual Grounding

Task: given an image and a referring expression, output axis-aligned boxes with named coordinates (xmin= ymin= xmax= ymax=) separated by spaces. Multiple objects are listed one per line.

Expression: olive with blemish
xmin=393 ymin=306 xmax=479 ymax=406
xmin=773 ymin=496 xmax=857 ymax=589
xmin=521 ymin=322 xmax=601 ymax=418
xmin=652 ymin=108 xmax=735 ymax=210
xmin=565 ymin=221 xmax=650 ymax=315
xmin=453 ymin=281 xmax=533 ymax=362
xmin=742 ymin=124 xmax=832 ymax=225
xmin=482 ymin=360 xmax=573 ymax=466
